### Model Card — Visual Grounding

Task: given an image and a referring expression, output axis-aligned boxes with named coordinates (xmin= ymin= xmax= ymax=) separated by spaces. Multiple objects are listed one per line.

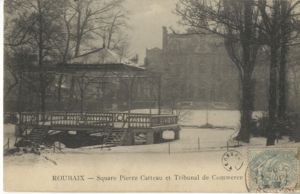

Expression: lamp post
xmin=158 ymin=74 xmax=162 ymax=115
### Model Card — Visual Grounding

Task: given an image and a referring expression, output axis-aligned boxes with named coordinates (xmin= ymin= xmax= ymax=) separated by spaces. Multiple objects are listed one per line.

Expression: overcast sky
xmin=124 ymin=0 xmax=183 ymax=61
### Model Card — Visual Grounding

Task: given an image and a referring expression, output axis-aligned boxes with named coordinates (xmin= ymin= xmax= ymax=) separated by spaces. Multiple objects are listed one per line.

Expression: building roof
xmin=65 ymin=48 xmax=145 ymax=73
xmin=69 ymin=48 xmax=141 ymax=66
xmin=69 ymin=48 xmax=121 ymax=64
xmin=19 ymin=48 xmax=150 ymax=77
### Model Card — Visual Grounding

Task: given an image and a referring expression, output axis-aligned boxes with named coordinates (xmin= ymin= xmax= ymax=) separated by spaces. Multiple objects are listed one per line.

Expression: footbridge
xmin=16 ymin=112 xmax=180 ymax=146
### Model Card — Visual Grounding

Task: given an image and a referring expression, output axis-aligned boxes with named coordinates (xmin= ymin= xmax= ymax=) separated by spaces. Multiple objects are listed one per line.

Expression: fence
xmin=39 ymin=135 xmax=241 ymax=155
xmin=3 ymin=130 xmax=243 ymax=155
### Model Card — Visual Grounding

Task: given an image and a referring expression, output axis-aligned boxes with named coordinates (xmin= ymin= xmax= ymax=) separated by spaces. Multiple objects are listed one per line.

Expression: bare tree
xmin=113 ymin=33 xmax=131 ymax=62
xmin=257 ymin=0 xmax=300 ymax=145
xmin=5 ymin=0 xmax=66 ymax=114
xmin=56 ymin=0 xmax=77 ymax=105
xmin=63 ymin=0 xmax=127 ymax=109
xmin=4 ymin=0 xmax=129 ymax=113
xmin=106 ymin=9 xmax=129 ymax=49
xmin=76 ymin=74 xmax=90 ymax=113
xmin=176 ymin=0 xmax=262 ymax=142
xmin=70 ymin=0 xmax=124 ymax=56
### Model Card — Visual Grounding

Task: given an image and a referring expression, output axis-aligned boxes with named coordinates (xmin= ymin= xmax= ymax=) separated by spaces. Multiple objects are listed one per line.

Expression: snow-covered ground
xmin=4 ymin=131 xmax=299 ymax=192
xmin=3 ymin=124 xmax=17 ymax=149
xmin=3 ymin=109 xmax=299 ymax=167
xmin=4 ymin=126 xmax=299 ymax=168
xmin=4 ymin=150 xmax=249 ymax=192
xmin=4 ymin=109 xmax=300 ymax=192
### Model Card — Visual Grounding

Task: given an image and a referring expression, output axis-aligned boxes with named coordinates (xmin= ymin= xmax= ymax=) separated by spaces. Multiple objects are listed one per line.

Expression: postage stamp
xmin=247 ymin=148 xmax=299 ymax=192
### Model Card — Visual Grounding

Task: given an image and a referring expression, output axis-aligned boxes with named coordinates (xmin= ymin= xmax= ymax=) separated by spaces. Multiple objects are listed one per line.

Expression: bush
xmin=250 ymin=114 xmax=268 ymax=137
xmin=250 ymin=112 xmax=300 ymax=141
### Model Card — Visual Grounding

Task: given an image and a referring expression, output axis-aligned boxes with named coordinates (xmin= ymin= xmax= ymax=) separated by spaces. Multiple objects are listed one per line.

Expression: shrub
xmin=250 ymin=112 xmax=300 ymax=141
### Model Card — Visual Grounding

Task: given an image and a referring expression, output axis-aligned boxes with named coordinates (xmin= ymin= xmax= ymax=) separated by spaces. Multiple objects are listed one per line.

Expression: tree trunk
xmin=267 ymin=44 xmax=279 ymax=146
xmin=37 ymin=0 xmax=46 ymax=119
xmin=17 ymin=72 xmax=24 ymax=113
xmin=68 ymin=76 xmax=75 ymax=110
xmin=237 ymin=74 xmax=253 ymax=143
xmin=79 ymin=78 xmax=85 ymax=113
xmin=75 ymin=10 xmax=82 ymax=57
xmin=278 ymin=1 xmax=289 ymax=120
xmin=57 ymin=75 xmax=64 ymax=104
xmin=80 ymin=89 xmax=84 ymax=113
xmin=235 ymin=0 xmax=257 ymax=143
xmin=107 ymin=15 xmax=117 ymax=49
xmin=278 ymin=41 xmax=288 ymax=120
xmin=157 ymin=75 xmax=162 ymax=115
xmin=39 ymin=73 xmax=46 ymax=121
xmin=101 ymin=81 xmax=106 ymax=111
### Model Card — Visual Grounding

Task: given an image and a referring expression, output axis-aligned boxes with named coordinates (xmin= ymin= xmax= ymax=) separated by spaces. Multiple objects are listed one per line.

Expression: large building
xmin=145 ymin=27 xmax=243 ymax=109
xmin=145 ymin=27 xmax=300 ymax=111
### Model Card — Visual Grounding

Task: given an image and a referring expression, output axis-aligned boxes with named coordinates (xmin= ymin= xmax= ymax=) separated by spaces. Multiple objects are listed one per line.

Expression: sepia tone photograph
xmin=2 ymin=0 xmax=300 ymax=192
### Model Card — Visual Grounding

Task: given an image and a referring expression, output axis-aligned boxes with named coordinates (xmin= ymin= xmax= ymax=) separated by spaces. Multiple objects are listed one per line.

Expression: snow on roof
xmin=68 ymin=48 xmax=144 ymax=69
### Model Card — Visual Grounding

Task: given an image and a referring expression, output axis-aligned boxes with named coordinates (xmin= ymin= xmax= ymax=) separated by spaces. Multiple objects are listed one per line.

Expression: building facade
xmin=145 ymin=27 xmax=243 ymax=109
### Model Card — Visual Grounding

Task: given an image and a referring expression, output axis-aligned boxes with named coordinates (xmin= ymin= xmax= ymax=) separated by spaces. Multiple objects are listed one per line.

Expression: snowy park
xmin=4 ymin=109 xmax=299 ymax=168
xmin=3 ymin=0 xmax=300 ymax=192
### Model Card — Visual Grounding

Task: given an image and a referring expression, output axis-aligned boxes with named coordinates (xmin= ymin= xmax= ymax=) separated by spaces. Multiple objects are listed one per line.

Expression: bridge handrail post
xmin=149 ymin=115 xmax=153 ymax=128
xmin=111 ymin=113 xmax=115 ymax=128
xmin=128 ymin=113 xmax=131 ymax=128
xmin=50 ymin=113 xmax=53 ymax=126
xmin=36 ymin=112 xmax=39 ymax=125
xmin=19 ymin=112 xmax=22 ymax=125
xmin=64 ymin=112 xmax=67 ymax=126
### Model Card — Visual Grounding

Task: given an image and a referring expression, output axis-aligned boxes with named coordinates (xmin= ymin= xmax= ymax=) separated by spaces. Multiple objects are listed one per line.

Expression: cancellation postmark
xmin=246 ymin=148 xmax=299 ymax=192
xmin=221 ymin=150 xmax=244 ymax=171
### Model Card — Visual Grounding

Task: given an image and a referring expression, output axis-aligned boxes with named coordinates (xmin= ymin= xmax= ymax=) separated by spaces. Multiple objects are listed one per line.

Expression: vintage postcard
xmin=2 ymin=0 xmax=300 ymax=192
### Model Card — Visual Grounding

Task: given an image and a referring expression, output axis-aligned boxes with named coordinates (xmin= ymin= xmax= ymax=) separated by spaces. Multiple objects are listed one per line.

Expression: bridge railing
xmin=127 ymin=114 xmax=178 ymax=128
xmin=150 ymin=115 xmax=178 ymax=127
xmin=19 ymin=112 xmax=40 ymax=126
xmin=17 ymin=112 xmax=178 ymax=129
xmin=50 ymin=112 xmax=114 ymax=128
xmin=128 ymin=114 xmax=152 ymax=128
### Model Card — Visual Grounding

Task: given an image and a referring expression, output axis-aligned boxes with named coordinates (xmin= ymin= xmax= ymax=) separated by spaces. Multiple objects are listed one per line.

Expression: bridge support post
xmin=146 ymin=131 xmax=154 ymax=144
xmin=154 ymin=132 xmax=163 ymax=143
xmin=159 ymin=132 xmax=163 ymax=141
xmin=174 ymin=130 xmax=180 ymax=140
xmin=123 ymin=130 xmax=134 ymax=146
xmin=14 ymin=125 xmax=23 ymax=137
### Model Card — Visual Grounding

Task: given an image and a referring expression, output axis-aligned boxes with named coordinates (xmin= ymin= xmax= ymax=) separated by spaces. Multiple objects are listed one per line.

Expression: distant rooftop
xmin=20 ymin=48 xmax=145 ymax=73
xmin=68 ymin=48 xmax=143 ymax=70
